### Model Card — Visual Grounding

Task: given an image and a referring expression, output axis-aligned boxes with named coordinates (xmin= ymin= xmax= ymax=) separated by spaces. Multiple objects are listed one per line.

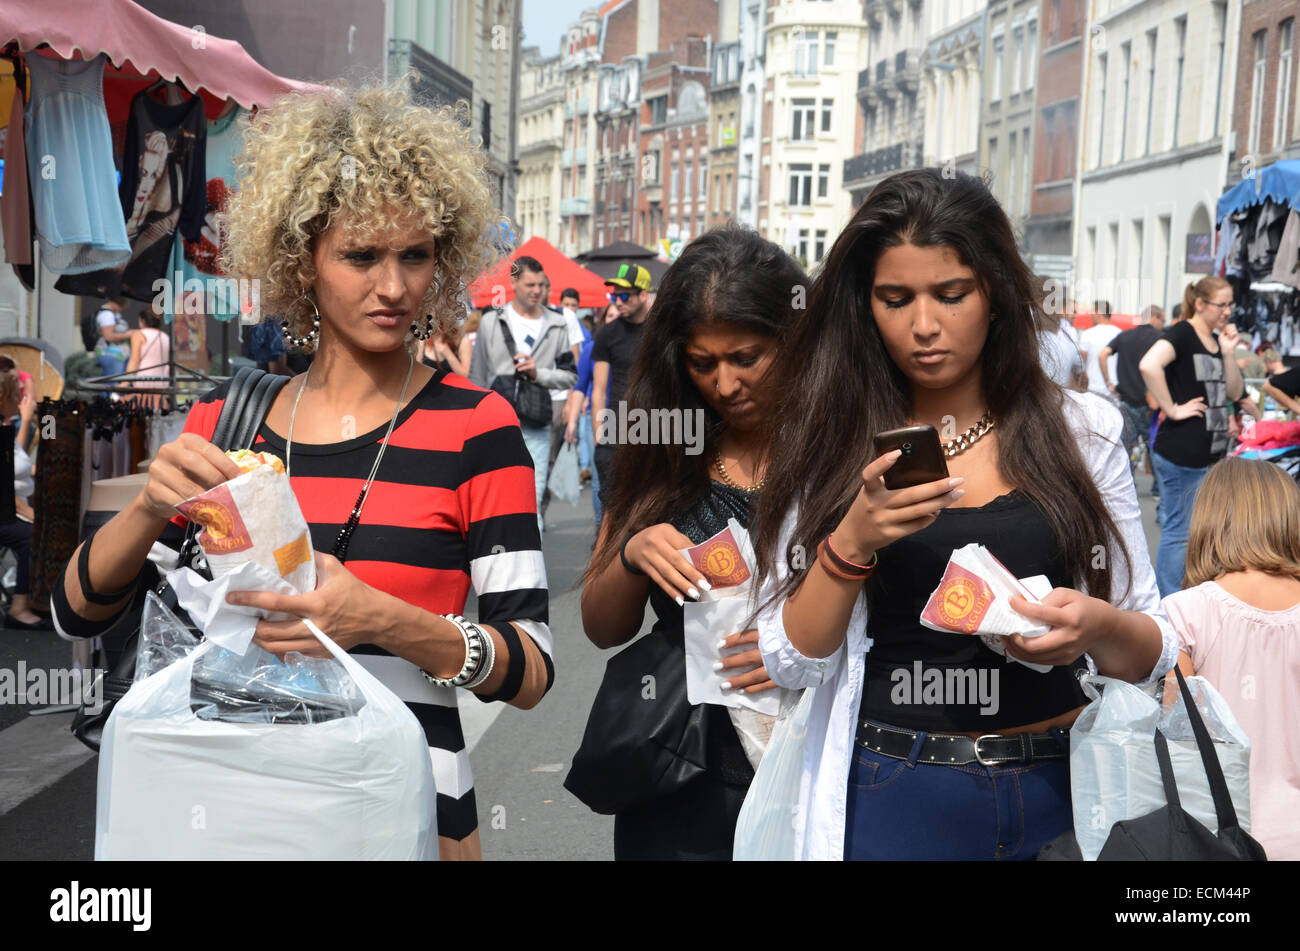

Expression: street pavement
xmin=0 ymin=469 xmax=1161 ymax=861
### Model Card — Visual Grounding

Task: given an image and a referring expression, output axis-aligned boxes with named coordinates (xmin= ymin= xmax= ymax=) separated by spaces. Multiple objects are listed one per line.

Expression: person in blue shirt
xmin=565 ymin=314 xmax=601 ymax=523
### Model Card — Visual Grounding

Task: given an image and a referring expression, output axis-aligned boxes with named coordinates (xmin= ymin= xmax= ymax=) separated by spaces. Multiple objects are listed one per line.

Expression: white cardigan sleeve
xmin=756 ymin=505 xmax=868 ymax=689
xmin=1063 ymin=390 xmax=1179 ymax=687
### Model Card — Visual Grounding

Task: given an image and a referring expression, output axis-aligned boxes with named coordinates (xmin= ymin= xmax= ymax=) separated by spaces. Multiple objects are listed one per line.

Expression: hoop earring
xmin=282 ymin=297 xmax=321 ymax=349
xmin=410 ymin=314 xmax=435 ymax=340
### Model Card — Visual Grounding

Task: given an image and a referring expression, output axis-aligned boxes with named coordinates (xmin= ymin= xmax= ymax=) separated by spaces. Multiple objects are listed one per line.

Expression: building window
xmin=1118 ymin=41 xmax=1131 ymax=163
xmin=824 ymin=31 xmax=836 ymax=66
xmin=1144 ymin=28 xmax=1158 ymax=156
xmin=670 ymin=149 xmax=680 ymax=202
xmin=821 ymin=98 xmax=834 ymax=133
xmin=1132 ymin=218 xmax=1144 ymax=283
xmin=791 ymin=98 xmax=816 ymax=140
xmin=1248 ymin=30 xmax=1266 ymax=156
xmin=649 ymin=95 xmax=668 ymax=126
xmin=988 ymin=137 xmax=999 ymax=187
xmin=686 ymin=157 xmax=694 ymax=202
xmin=1212 ymin=2 xmax=1227 ymax=131
xmin=725 ymin=172 xmax=733 ymax=211
xmin=1012 ymin=27 xmax=1023 ymax=95
xmin=788 ymin=163 xmax=813 ymax=206
xmin=1022 ymin=125 xmax=1031 ymax=212
xmin=817 ymin=163 xmax=830 ymax=198
xmin=1096 ymin=52 xmax=1108 ymax=167
xmin=1175 ymin=17 xmax=1185 ymax=148
xmin=1008 ymin=131 xmax=1018 ymax=215
xmin=797 ymin=228 xmax=809 ymax=263
xmin=794 ymin=30 xmax=820 ymax=76
xmin=814 ymin=229 xmax=827 ymax=263
xmin=1026 ymin=21 xmax=1038 ymax=89
xmin=1275 ymin=20 xmax=1295 ymax=151
xmin=992 ymin=37 xmax=1004 ymax=102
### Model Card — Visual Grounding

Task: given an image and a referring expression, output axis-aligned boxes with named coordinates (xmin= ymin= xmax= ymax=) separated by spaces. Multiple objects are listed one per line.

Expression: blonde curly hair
xmin=219 ymin=79 xmax=504 ymax=351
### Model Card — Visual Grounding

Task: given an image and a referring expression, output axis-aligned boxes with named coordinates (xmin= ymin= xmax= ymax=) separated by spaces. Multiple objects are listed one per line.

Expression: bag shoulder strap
xmin=181 ymin=368 xmax=289 ymax=562
xmin=1174 ymin=666 xmax=1243 ymax=834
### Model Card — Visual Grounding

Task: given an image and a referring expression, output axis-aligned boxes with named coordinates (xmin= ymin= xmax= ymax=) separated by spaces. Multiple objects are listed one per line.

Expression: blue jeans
xmin=96 ymin=352 xmax=127 ymax=377
xmin=520 ymin=424 xmax=549 ymax=532
xmin=1151 ymin=450 xmax=1210 ymax=597
xmin=844 ymin=725 xmax=1072 ymax=860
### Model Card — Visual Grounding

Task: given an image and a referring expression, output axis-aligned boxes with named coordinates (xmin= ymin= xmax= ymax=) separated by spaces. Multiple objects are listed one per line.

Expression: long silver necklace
xmin=285 ymin=352 xmax=416 ymax=561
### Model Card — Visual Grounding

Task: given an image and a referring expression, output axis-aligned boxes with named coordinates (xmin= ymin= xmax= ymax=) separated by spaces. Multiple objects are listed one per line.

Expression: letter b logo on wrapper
xmin=922 ymin=563 xmax=993 ymax=633
xmin=177 ymin=485 xmax=253 ymax=554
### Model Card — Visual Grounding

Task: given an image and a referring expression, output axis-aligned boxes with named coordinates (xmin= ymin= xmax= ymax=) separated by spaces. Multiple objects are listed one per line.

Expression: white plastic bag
xmin=547 ymin=442 xmax=581 ymax=506
xmin=733 ymin=688 xmax=813 ymax=861
xmin=96 ymin=618 xmax=437 ymax=860
xmin=1070 ymin=674 xmax=1253 ymax=861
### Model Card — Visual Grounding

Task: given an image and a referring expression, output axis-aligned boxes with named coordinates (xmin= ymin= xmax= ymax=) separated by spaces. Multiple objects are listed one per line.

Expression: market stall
xmin=470 ymin=236 xmax=610 ymax=309
xmin=0 ymin=0 xmax=325 ymax=404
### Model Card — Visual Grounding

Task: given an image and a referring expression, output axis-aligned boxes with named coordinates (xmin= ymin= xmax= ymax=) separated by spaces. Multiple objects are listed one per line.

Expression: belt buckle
xmin=974 ymin=734 xmax=1009 ymax=766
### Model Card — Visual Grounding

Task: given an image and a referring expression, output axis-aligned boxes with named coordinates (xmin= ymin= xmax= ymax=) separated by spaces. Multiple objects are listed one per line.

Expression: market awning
xmin=0 ymin=0 xmax=325 ymax=121
xmin=470 ymin=236 xmax=610 ymax=309
xmin=575 ymin=239 xmax=668 ymax=288
xmin=1216 ymin=159 xmax=1300 ymax=221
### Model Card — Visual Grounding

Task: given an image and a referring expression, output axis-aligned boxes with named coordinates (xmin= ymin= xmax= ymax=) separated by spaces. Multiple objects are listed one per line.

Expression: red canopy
xmin=1071 ymin=313 xmax=1137 ymax=332
xmin=470 ymin=236 xmax=610 ymax=309
xmin=0 ymin=0 xmax=325 ymax=119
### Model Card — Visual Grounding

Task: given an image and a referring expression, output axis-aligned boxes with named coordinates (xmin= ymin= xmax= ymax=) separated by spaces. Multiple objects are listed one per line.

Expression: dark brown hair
xmin=751 ymin=168 xmax=1131 ymax=607
xmin=584 ymin=223 xmax=805 ymax=585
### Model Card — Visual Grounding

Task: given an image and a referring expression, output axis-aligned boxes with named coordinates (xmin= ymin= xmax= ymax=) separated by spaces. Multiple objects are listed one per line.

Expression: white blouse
xmin=756 ymin=389 xmax=1179 ymax=861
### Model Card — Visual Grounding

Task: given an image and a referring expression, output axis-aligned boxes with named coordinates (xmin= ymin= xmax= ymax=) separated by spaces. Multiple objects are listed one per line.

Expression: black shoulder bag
xmin=70 ymin=368 xmax=290 ymax=752
xmin=1039 ymin=666 xmax=1268 ymax=861
xmin=488 ymin=312 xmax=555 ymax=428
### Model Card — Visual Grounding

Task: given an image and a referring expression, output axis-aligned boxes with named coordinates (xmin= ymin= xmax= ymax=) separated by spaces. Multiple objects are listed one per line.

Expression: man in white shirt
xmin=1078 ymin=300 xmax=1122 ymax=403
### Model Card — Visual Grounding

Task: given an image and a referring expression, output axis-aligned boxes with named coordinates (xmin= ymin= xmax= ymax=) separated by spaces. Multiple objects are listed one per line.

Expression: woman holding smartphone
xmin=750 ymin=169 xmax=1177 ymax=860
xmin=578 ymin=224 xmax=805 ymax=860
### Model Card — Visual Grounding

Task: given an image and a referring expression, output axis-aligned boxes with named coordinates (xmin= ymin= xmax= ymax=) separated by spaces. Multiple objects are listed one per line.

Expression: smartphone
xmin=872 ymin=425 xmax=950 ymax=490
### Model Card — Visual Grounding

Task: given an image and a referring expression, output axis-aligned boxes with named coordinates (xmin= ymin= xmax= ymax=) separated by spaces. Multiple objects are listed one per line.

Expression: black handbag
xmin=1039 ymin=667 xmax=1267 ymax=861
xmin=488 ymin=311 xmax=556 ymax=428
xmin=70 ymin=367 xmax=290 ymax=752
xmin=564 ymin=628 xmax=709 ymax=815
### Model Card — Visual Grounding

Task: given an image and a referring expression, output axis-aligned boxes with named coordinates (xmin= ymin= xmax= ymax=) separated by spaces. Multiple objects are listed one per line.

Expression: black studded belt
xmin=856 ymin=718 xmax=1069 ymax=767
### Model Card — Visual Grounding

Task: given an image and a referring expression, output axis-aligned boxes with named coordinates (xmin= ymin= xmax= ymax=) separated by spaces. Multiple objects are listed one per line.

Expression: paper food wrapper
xmin=679 ymin=520 xmax=778 ymax=716
xmin=175 ymin=463 xmax=316 ymax=594
xmin=170 ymin=459 xmax=317 ymax=657
xmin=919 ymin=543 xmax=1054 ymax=673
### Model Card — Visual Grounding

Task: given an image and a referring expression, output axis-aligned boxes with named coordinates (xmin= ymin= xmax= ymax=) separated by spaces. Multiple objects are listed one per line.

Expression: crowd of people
xmin=25 ymin=79 xmax=1298 ymax=861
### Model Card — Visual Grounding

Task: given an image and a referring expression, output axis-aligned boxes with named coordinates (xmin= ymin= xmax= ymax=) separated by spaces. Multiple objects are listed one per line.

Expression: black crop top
xmin=860 ymin=489 xmax=1088 ymax=731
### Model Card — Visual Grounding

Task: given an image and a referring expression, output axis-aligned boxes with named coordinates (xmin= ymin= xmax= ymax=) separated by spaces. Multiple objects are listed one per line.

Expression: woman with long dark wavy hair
xmin=750 ymin=168 xmax=1178 ymax=860
xmin=576 ymin=223 xmax=805 ymax=860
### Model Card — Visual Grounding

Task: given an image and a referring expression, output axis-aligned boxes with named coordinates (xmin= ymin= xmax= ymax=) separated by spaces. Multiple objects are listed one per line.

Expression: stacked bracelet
xmin=421 ymin=615 xmax=495 ymax=688
xmin=817 ymin=535 xmax=878 ymax=582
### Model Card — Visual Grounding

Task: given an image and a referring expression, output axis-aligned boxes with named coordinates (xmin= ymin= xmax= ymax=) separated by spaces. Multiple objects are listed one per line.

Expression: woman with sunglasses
xmin=578 ymin=225 xmax=805 ymax=859
xmin=1139 ymin=277 xmax=1242 ymax=596
xmin=749 ymin=169 xmax=1176 ymax=861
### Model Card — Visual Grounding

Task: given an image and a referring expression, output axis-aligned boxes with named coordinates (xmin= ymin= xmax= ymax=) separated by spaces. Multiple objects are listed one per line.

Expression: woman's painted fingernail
xmin=951 ymin=489 xmax=966 ymax=499
xmin=948 ymin=477 xmax=965 ymax=488
xmin=226 ymin=594 xmax=240 ymax=605
xmin=698 ymin=579 xmax=711 ymax=591
xmin=717 ymin=639 xmax=729 ymax=650
xmin=675 ymin=595 xmax=685 ymax=607
xmin=712 ymin=660 xmax=725 ymax=672
xmin=687 ymin=587 xmax=700 ymax=600
xmin=721 ymin=681 xmax=733 ymax=691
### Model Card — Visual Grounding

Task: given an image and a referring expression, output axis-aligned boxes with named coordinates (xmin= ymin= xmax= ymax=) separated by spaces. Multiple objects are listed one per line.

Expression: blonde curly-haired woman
xmin=51 ymin=81 xmax=554 ymax=861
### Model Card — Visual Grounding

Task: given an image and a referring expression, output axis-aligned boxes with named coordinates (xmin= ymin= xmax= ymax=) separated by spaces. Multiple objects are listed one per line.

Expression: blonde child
xmin=1162 ymin=456 xmax=1300 ymax=858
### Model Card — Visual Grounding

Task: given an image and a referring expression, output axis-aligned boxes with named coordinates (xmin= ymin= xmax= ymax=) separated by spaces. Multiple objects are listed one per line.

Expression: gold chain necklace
xmin=941 ymin=413 xmax=995 ymax=457
xmin=714 ymin=449 xmax=765 ymax=492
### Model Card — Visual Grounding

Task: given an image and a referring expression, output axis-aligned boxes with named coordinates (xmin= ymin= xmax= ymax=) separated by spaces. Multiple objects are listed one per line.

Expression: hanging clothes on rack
xmin=1 ymin=49 xmax=33 ymax=267
xmin=30 ymin=400 xmax=85 ymax=606
xmin=56 ymin=80 xmax=207 ymax=301
xmin=1269 ymin=210 xmax=1300 ymax=289
xmin=23 ymin=52 xmax=130 ymax=274
xmin=169 ymin=105 xmax=245 ymax=321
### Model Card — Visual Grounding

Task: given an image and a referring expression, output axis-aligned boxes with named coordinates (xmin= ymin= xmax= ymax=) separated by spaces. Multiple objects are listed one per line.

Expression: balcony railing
xmin=843 ymin=141 xmax=919 ymax=185
xmin=561 ymin=149 xmax=573 ymax=168
xmin=561 ymin=197 xmax=592 ymax=216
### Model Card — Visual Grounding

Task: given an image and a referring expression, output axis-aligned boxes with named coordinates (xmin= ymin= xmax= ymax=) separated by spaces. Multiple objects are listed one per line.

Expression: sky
xmin=520 ymin=0 xmax=596 ymax=57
